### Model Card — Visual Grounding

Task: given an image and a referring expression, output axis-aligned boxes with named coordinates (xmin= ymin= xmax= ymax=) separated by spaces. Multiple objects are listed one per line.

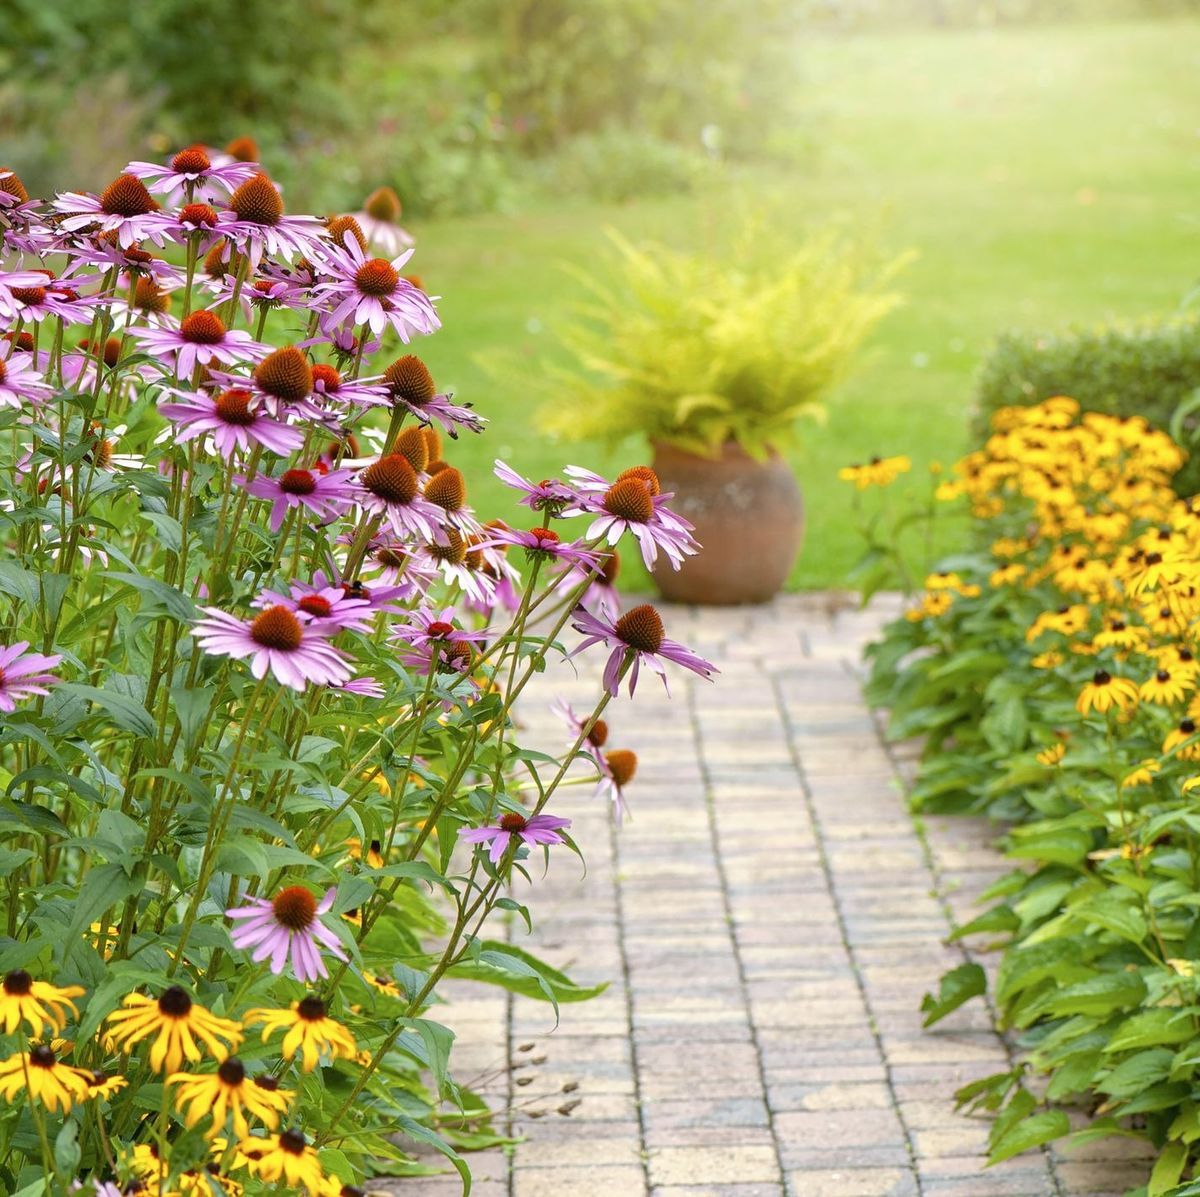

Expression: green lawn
xmin=409 ymin=18 xmax=1200 ymax=590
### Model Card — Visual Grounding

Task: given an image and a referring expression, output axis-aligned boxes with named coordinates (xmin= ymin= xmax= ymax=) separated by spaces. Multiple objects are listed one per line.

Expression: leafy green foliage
xmin=533 ymin=222 xmax=909 ymax=458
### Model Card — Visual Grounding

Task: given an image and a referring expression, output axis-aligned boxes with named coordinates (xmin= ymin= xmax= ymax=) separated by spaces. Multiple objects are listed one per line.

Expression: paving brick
xmin=383 ymin=596 xmax=1149 ymax=1197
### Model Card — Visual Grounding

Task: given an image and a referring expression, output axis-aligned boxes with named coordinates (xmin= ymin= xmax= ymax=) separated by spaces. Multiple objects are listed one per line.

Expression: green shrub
xmin=537 ymin=128 xmax=711 ymax=204
xmin=973 ymin=317 xmax=1200 ymax=493
xmin=474 ymin=0 xmax=804 ymax=158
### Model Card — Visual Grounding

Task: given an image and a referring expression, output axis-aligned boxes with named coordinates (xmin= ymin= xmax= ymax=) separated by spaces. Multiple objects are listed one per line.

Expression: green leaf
xmin=54 ymin=683 xmax=155 ymax=739
xmin=988 ymin=1108 xmax=1070 ymax=1164
xmin=65 ymin=863 xmax=143 ymax=946
xmin=1006 ymin=825 xmax=1093 ymax=866
xmin=1097 ymin=1048 xmax=1174 ymax=1100
xmin=447 ymin=940 xmax=608 ymax=1017
xmin=1073 ymin=892 xmax=1148 ymax=945
xmin=1038 ymin=972 xmax=1147 ymax=1019
xmin=950 ymin=905 xmax=1019 ymax=941
xmin=1104 ymin=1009 xmax=1195 ymax=1053
xmin=920 ymin=962 xmax=986 ymax=1027
xmin=1150 ymin=1140 xmax=1188 ymax=1197
xmin=54 ymin=1118 xmax=81 ymax=1175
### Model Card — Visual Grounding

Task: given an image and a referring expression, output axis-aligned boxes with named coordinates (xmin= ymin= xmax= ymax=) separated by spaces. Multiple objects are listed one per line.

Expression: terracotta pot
xmin=649 ymin=440 xmax=804 ymax=605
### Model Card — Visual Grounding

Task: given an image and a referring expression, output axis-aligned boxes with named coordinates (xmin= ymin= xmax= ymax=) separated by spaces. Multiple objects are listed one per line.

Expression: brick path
xmin=400 ymin=595 xmax=1155 ymax=1197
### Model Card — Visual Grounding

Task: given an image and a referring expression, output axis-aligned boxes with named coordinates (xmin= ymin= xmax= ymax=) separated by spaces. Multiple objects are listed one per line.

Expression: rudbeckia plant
xmin=0 ymin=151 xmax=716 ymax=1196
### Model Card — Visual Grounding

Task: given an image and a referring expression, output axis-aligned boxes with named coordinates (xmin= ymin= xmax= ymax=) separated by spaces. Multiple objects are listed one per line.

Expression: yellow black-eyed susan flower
xmin=169 ymin=1057 xmax=294 ymax=1139
xmin=346 ymin=837 xmax=385 ymax=869
xmin=1121 ymin=759 xmax=1161 ymax=789
xmin=1076 ymin=670 xmax=1139 ymax=716
xmin=0 ymin=970 xmax=84 ymax=1037
xmin=364 ymin=973 xmax=403 ymax=999
xmin=105 ymin=986 xmax=243 ymax=1074
xmin=1035 ymin=742 xmax=1065 ymax=767
xmin=82 ymin=1069 xmax=127 ymax=1101
xmin=1164 ymin=719 xmax=1200 ymax=761
xmin=838 ymin=455 xmax=911 ymax=490
xmin=1141 ymin=668 xmax=1190 ymax=706
xmin=0 ymin=1044 xmax=93 ymax=1112
xmin=244 ymin=996 xmax=356 ymax=1072
xmin=989 ymin=563 xmax=1026 ymax=588
xmin=239 ymin=1128 xmax=326 ymax=1191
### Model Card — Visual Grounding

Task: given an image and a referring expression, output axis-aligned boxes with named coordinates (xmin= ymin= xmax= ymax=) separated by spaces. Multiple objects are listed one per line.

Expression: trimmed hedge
xmin=973 ymin=316 xmax=1200 ymax=493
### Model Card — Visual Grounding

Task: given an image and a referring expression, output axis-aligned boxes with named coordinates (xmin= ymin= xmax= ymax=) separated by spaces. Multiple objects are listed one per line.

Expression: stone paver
xmin=387 ymin=595 xmax=1153 ymax=1196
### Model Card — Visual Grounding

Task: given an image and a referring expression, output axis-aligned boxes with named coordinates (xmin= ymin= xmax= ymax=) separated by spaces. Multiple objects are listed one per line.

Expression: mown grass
xmin=408 ymin=19 xmax=1200 ymax=589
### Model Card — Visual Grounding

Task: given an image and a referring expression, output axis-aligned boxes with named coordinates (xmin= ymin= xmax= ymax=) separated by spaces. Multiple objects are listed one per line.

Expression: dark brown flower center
xmin=279 ymin=469 xmax=317 ymax=495
xmin=215 ymin=389 xmax=256 ymax=426
xmin=180 ymin=310 xmax=226 ymax=344
xmin=606 ymin=748 xmax=638 ymax=787
xmin=0 ymin=168 xmax=29 ymax=204
xmin=529 ymin=527 xmax=560 ymax=547
xmin=158 ymin=985 xmax=193 ymax=1018
xmin=225 ymin=136 xmax=259 ymax=162
xmin=217 ymin=1057 xmax=246 ymax=1086
xmin=1093 ymin=670 xmax=1111 ymax=686
xmin=100 ymin=174 xmax=157 ymax=217
xmin=384 ymin=355 xmax=436 ymax=406
xmin=279 ymin=1128 xmax=307 ymax=1155
xmin=229 ymin=173 xmax=283 ymax=226
xmin=499 ymin=813 xmax=528 ymax=832
xmin=440 ymin=641 xmax=473 ymax=672
xmin=426 ymin=621 xmax=455 ymax=638
xmin=1183 ymin=720 xmax=1197 ymax=735
xmin=355 ymin=258 xmax=399 ymax=297
xmin=395 ymin=427 xmax=430 ymax=473
xmin=250 ymin=606 xmax=304 ymax=651
xmin=172 ymin=146 xmax=212 ymax=173
xmin=11 ymin=286 xmax=47 ymax=306
xmin=311 ymin=364 xmax=342 ymax=392
xmin=599 ymin=550 xmax=620 ymax=586
xmin=588 ymin=719 xmax=609 ymax=747
xmin=326 ymin=215 xmax=367 ymax=252
xmin=255 ymin=1074 xmax=282 ymax=1091
xmin=29 ymin=1045 xmax=56 ymax=1069
xmin=1157 ymin=670 xmax=1170 ymax=683
xmin=271 ymin=886 xmax=317 ymax=930
xmin=425 ymin=467 xmax=466 ymax=511
xmin=364 ymin=186 xmax=402 ymax=222
xmin=0 ymin=360 xmax=7 ymax=385
xmin=375 ymin=547 xmax=406 ymax=568
xmin=297 ymin=996 xmax=327 ymax=1022
xmin=615 ymin=605 xmax=665 ymax=654
xmin=425 ymin=530 xmax=467 ymax=564
xmin=361 ymin=454 xmax=418 ymax=504
xmin=134 ymin=277 xmax=171 ymax=313
xmin=180 ymin=202 xmax=218 ymax=227
xmin=298 ymin=595 xmax=333 ymax=618
xmin=255 ymin=347 xmax=312 ymax=402
xmin=603 ymin=478 xmax=654 ymax=524
xmin=3 ymin=969 xmax=32 ymax=995
xmin=615 ymin=465 xmax=661 ymax=496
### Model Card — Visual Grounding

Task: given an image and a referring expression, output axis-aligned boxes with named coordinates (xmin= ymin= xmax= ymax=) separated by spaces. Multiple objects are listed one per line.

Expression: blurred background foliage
xmin=2 ymin=0 xmax=1198 ymax=588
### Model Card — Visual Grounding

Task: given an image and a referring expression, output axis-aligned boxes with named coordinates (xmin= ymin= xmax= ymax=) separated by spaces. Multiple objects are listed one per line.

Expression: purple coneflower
xmin=382 ymin=355 xmax=485 ymax=437
xmin=494 ymin=460 xmax=577 ymax=515
xmin=0 ymin=643 xmax=63 ymax=712
xmin=150 ymin=201 xmax=224 ymax=254
xmin=414 ymin=532 xmax=496 ymax=605
xmin=215 ymin=173 xmax=323 ymax=267
xmin=0 ymin=270 xmax=62 ymax=320
xmin=459 ymin=812 xmax=571 ymax=865
xmin=312 ymin=236 xmax=439 ymax=341
xmin=0 ymin=354 xmax=53 ymax=410
xmin=158 ymin=388 xmax=304 ymax=458
xmin=593 ymin=747 xmax=637 ymax=825
xmin=126 ymin=146 xmax=259 ymax=200
xmin=131 ymin=310 xmax=268 ymax=375
xmin=353 ymin=453 xmax=447 ymax=542
xmin=391 ymin=605 xmax=488 ymax=652
xmin=310 ymin=364 xmax=388 ymax=414
xmin=565 ymin=465 xmax=698 ymax=571
xmin=3 ymin=274 xmax=104 ymax=327
xmin=351 ymin=186 xmax=415 ymax=256
xmin=53 ymin=174 xmax=166 ymax=248
xmin=571 ymin=603 xmax=716 ymax=696
xmin=478 ymin=524 xmax=602 ymax=569
xmin=252 ymin=580 xmax=373 ymax=634
xmin=226 ymin=886 xmax=347 ymax=982
xmin=241 ymin=466 xmax=356 ymax=532
xmin=192 ymin=605 xmax=352 ymax=690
